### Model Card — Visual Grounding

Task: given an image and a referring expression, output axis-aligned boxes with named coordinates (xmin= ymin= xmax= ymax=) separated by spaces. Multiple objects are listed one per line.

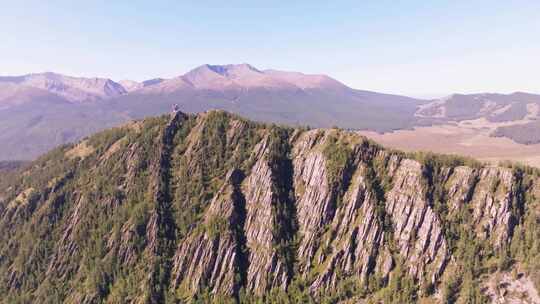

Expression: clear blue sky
xmin=2 ymin=1 xmax=539 ymax=97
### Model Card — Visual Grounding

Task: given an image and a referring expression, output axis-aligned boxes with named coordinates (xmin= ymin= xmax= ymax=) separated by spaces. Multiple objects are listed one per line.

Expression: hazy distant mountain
xmin=122 ymin=64 xmax=348 ymax=93
xmin=118 ymin=79 xmax=142 ymax=92
xmin=132 ymin=64 xmax=351 ymax=92
xmin=0 ymin=72 xmax=127 ymax=102
xmin=415 ymin=92 xmax=540 ymax=144
xmin=2 ymin=64 xmax=539 ymax=161
xmin=109 ymin=64 xmax=423 ymax=132
xmin=0 ymin=63 xmax=421 ymax=160
xmin=0 ymin=82 xmax=69 ymax=110
xmin=0 ymin=73 xmax=132 ymax=160
xmin=119 ymin=78 xmax=165 ymax=93
xmin=0 ymin=100 xmax=125 ymax=160
xmin=416 ymin=92 xmax=540 ymax=122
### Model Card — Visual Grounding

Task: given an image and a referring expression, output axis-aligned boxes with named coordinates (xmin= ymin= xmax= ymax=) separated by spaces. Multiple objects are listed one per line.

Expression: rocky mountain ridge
xmin=416 ymin=92 xmax=540 ymax=123
xmin=145 ymin=63 xmax=348 ymax=92
xmin=416 ymin=92 xmax=540 ymax=145
xmin=0 ymin=110 xmax=538 ymax=303
xmin=0 ymin=72 xmax=127 ymax=102
xmin=0 ymin=64 xmax=351 ymax=106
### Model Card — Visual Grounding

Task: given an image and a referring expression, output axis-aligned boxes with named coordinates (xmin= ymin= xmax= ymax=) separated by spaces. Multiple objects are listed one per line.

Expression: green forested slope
xmin=0 ymin=111 xmax=539 ymax=303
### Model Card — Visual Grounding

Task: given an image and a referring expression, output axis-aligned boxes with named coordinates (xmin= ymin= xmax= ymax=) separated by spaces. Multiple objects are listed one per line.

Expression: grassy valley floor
xmin=358 ymin=118 xmax=540 ymax=168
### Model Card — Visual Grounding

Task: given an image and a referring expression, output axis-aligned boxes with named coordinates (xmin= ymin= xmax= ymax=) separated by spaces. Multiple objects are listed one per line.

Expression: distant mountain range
xmin=0 ymin=63 xmax=539 ymax=160
xmin=415 ymin=92 xmax=540 ymax=145
xmin=0 ymin=72 xmax=126 ymax=103
xmin=416 ymin=92 xmax=540 ymax=123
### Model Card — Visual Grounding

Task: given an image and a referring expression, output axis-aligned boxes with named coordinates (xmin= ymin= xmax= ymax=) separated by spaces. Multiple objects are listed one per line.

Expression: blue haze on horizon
xmin=1 ymin=1 xmax=539 ymax=97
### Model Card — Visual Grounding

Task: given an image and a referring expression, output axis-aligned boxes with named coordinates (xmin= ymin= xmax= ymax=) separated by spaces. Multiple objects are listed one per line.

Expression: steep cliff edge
xmin=0 ymin=110 xmax=539 ymax=303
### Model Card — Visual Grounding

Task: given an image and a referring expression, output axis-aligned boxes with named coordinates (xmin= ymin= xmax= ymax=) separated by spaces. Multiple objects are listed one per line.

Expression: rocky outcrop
xmin=311 ymin=164 xmax=385 ymax=291
xmin=242 ymin=138 xmax=290 ymax=295
xmin=0 ymin=111 xmax=538 ymax=303
xmin=484 ymin=271 xmax=540 ymax=303
xmin=384 ymin=159 xmax=448 ymax=282
xmin=164 ymin=123 xmax=534 ymax=299
xmin=292 ymin=131 xmax=335 ymax=273
xmin=171 ymin=169 xmax=246 ymax=298
xmin=470 ymin=167 xmax=517 ymax=247
xmin=445 ymin=166 xmax=478 ymax=212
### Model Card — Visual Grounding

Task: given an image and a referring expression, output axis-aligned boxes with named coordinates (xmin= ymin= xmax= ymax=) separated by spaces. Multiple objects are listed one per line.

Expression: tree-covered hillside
xmin=0 ymin=111 xmax=539 ymax=303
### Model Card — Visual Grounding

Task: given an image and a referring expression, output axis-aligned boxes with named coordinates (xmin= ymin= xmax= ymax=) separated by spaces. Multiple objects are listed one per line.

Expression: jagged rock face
xmin=0 ymin=110 xmax=538 ymax=303
xmin=470 ymin=167 xmax=517 ymax=246
xmin=445 ymin=166 xmax=478 ymax=212
xmin=171 ymin=171 xmax=243 ymax=297
xmin=242 ymin=138 xmax=290 ymax=295
xmin=292 ymin=133 xmax=334 ymax=273
xmin=311 ymin=164 xmax=385 ymax=291
xmin=384 ymin=158 xmax=448 ymax=282
xmin=444 ymin=166 xmax=519 ymax=248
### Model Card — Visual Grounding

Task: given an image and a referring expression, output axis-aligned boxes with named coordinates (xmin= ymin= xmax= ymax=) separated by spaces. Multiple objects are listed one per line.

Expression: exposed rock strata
xmin=0 ymin=111 xmax=538 ymax=303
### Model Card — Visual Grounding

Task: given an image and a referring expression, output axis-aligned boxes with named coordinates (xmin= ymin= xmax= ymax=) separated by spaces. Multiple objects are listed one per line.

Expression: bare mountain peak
xmin=142 ymin=78 xmax=165 ymax=86
xmin=200 ymin=63 xmax=262 ymax=76
xmin=0 ymin=72 xmax=127 ymax=102
xmin=185 ymin=63 xmax=261 ymax=80
xmin=416 ymin=91 xmax=540 ymax=122
xmin=263 ymin=69 xmax=347 ymax=90
xmin=177 ymin=63 xmax=347 ymax=90
xmin=119 ymin=80 xmax=141 ymax=92
xmin=118 ymin=78 xmax=167 ymax=93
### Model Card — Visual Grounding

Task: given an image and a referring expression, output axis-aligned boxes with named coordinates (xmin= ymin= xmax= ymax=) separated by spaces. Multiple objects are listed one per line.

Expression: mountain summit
xmin=134 ymin=63 xmax=349 ymax=92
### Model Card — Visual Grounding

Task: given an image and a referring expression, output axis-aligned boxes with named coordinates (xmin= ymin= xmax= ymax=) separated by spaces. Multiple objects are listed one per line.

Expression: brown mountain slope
xmin=0 ymin=64 xmax=422 ymax=161
xmin=3 ymin=66 xmax=540 ymax=163
xmin=0 ymin=72 xmax=127 ymax=102
xmin=416 ymin=92 xmax=540 ymax=145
